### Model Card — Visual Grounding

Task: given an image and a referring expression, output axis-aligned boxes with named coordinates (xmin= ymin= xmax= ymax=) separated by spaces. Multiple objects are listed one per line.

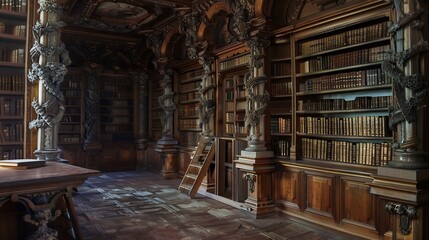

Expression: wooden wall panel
xmin=277 ymin=170 xmax=299 ymax=206
xmin=146 ymin=144 xmax=162 ymax=173
xmin=342 ymin=179 xmax=374 ymax=226
xmin=306 ymin=175 xmax=333 ymax=216
xmin=178 ymin=149 xmax=192 ymax=176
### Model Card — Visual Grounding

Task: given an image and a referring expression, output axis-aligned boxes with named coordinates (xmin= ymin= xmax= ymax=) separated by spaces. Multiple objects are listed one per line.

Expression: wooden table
xmin=0 ymin=161 xmax=99 ymax=240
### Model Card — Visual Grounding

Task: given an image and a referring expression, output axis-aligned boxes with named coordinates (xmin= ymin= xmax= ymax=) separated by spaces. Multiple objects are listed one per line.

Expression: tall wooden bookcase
xmin=273 ymin=3 xmax=394 ymax=238
xmin=175 ymin=61 xmax=203 ymax=176
xmin=214 ymin=44 xmax=249 ymax=201
xmin=0 ymin=2 xmax=27 ymax=160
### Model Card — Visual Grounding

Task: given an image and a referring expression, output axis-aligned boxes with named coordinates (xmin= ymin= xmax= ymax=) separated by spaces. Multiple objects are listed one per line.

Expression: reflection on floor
xmin=73 ymin=171 xmax=365 ymax=240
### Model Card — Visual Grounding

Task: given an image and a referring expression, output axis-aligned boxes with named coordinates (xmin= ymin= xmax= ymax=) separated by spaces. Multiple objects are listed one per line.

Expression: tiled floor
xmin=73 ymin=171 xmax=365 ymax=240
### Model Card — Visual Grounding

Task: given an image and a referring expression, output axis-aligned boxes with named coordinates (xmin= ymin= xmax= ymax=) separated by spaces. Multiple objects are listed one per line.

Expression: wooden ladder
xmin=178 ymin=137 xmax=215 ymax=198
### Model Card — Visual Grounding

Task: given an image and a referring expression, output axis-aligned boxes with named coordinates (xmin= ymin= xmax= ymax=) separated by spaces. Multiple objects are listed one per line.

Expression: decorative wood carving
xmin=385 ymin=202 xmax=417 ymax=235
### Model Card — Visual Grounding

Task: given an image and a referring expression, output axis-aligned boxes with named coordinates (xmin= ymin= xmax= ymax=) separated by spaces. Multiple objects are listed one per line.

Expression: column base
xmin=387 ymin=150 xmax=429 ymax=170
xmin=235 ymin=150 xmax=275 ymax=218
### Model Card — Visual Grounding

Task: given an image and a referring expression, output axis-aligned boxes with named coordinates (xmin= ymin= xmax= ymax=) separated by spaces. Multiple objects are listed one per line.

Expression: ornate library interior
xmin=0 ymin=0 xmax=428 ymax=239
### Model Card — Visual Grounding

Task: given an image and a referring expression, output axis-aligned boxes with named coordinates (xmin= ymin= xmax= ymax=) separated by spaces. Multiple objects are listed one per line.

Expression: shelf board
xmin=295 ymin=37 xmax=390 ymax=60
xmin=297 ymin=132 xmax=393 ymax=141
xmin=178 ymin=128 xmax=202 ymax=132
xmin=179 ymin=115 xmax=199 ymax=119
xmin=271 ymin=57 xmax=292 ymax=62
xmin=271 ymin=94 xmax=292 ymax=98
xmin=180 ymin=99 xmax=199 ymax=104
xmin=0 ymin=116 xmax=24 ymax=120
xmin=180 ymin=75 xmax=203 ymax=83
xmin=296 ymin=62 xmax=384 ymax=78
xmin=0 ymin=61 xmax=25 ymax=69
xmin=271 ymin=75 xmax=292 ymax=79
xmin=296 ymin=108 xmax=389 ymax=114
xmin=271 ymin=113 xmax=292 ymax=116
xmin=0 ymin=9 xmax=26 ymax=20
xmin=0 ymin=141 xmax=24 ymax=146
xmin=296 ymin=84 xmax=391 ymax=96
xmin=271 ymin=133 xmax=292 ymax=137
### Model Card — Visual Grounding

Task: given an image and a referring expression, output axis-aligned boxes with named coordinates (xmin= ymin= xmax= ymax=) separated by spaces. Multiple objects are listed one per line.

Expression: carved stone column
xmin=147 ymin=28 xmax=178 ymax=178
xmin=27 ymin=0 xmax=71 ymax=161
xmin=135 ymin=72 xmax=149 ymax=170
xmin=371 ymin=1 xmax=429 ymax=239
xmin=155 ymin=63 xmax=178 ymax=179
xmin=235 ymin=36 xmax=275 ymax=218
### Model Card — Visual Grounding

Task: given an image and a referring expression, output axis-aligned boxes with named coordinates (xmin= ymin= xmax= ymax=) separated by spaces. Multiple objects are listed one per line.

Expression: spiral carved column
xmin=27 ymin=0 xmax=71 ymax=161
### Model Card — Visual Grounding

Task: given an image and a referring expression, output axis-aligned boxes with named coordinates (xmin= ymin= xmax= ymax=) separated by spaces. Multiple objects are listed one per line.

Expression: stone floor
xmin=73 ymin=171 xmax=365 ymax=240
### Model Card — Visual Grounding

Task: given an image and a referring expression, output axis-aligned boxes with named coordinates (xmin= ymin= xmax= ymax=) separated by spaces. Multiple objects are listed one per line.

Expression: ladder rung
xmin=190 ymin=163 xmax=202 ymax=168
xmin=185 ymin=173 xmax=198 ymax=179
xmin=179 ymin=184 xmax=192 ymax=191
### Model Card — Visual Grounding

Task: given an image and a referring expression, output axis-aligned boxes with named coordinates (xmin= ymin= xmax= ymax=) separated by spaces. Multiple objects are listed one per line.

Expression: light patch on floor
xmin=207 ymin=208 xmax=233 ymax=218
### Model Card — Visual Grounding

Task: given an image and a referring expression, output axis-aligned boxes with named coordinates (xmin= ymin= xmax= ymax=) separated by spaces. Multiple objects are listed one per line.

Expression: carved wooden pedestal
xmin=370 ymin=167 xmax=429 ymax=239
xmin=235 ymin=150 xmax=275 ymax=218
xmin=155 ymin=138 xmax=178 ymax=179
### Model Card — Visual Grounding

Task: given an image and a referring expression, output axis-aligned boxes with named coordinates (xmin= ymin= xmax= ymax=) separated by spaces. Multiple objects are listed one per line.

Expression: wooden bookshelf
xmin=294 ymin=16 xmax=393 ymax=167
xmin=59 ymin=71 xmax=82 ymax=145
xmin=99 ymin=74 xmax=134 ymax=142
xmin=177 ymin=65 xmax=203 ymax=147
xmin=0 ymin=1 xmax=26 ymax=160
xmin=149 ymin=75 xmax=162 ymax=140
xmin=270 ymin=37 xmax=292 ymax=159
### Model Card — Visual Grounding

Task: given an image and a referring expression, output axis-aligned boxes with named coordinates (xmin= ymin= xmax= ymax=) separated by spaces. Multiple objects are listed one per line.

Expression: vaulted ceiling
xmin=63 ymin=0 xmax=193 ymax=36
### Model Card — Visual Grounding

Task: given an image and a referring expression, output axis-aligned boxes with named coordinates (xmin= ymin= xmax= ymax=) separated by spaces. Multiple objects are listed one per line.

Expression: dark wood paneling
xmin=277 ymin=170 xmax=299 ymax=206
xmin=342 ymin=179 xmax=374 ymax=226
xmin=306 ymin=174 xmax=333 ymax=217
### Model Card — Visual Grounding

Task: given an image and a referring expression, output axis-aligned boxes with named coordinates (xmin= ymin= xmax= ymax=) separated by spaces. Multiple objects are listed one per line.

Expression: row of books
xmin=0 ymin=48 xmax=24 ymax=63
xmin=298 ymin=68 xmax=390 ymax=92
xmin=271 ymin=117 xmax=292 ymax=134
xmin=225 ymin=123 xmax=234 ymax=134
xmin=297 ymin=96 xmax=392 ymax=111
xmin=0 ymin=122 xmax=23 ymax=141
xmin=272 ymin=81 xmax=292 ymax=96
xmin=64 ymin=79 xmax=80 ymax=88
xmin=225 ymin=101 xmax=234 ymax=112
xmin=225 ymin=112 xmax=234 ymax=123
xmin=103 ymin=91 xmax=133 ymax=99
xmin=179 ymin=119 xmax=199 ymax=129
xmin=59 ymin=135 xmax=80 ymax=144
xmin=237 ymin=88 xmax=246 ymax=98
xmin=59 ymin=124 xmax=79 ymax=132
xmin=101 ymin=124 xmax=132 ymax=133
xmin=0 ymin=74 xmax=23 ymax=92
xmin=271 ymin=62 xmax=291 ymax=76
xmin=235 ymin=124 xmax=247 ymax=135
xmin=64 ymin=98 xmax=80 ymax=106
xmin=181 ymin=81 xmax=200 ymax=92
xmin=301 ymin=138 xmax=392 ymax=166
xmin=64 ymin=89 xmax=80 ymax=98
xmin=0 ymin=148 xmax=23 ymax=160
xmin=0 ymin=23 xmax=25 ymax=36
xmin=60 ymin=115 xmax=80 ymax=123
xmin=299 ymin=116 xmax=391 ymax=137
xmin=65 ymin=107 xmax=80 ymax=115
xmin=178 ymin=69 xmax=204 ymax=81
xmin=298 ymin=20 xmax=388 ymax=55
xmin=179 ymin=131 xmax=199 ymax=146
xmin=179 ymin=91 xmax=199 ymax=102
xmin=101 ymin=108 xmax=130 ymax=115
xmin=272 ymin=139 xmax=291 ymax=157
xmin=299 ymin=45 xmax=390 ymax=74
xmin=236 ymin=101 xmax=246 ymax=111
xmin=100 ymin=99 xmax=132 ymax=108
xmin=0 ymin=97 xmax=23 ymax=116
xmin=219 ymin=54 xmax=250 ymax=71
xmin=0 ymin=0 xmax=26 ymax=12
xmin=179 ymin=104 xmax=199 ymax=116
xmin=102 ymin=116 xmax=131 ymax=124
